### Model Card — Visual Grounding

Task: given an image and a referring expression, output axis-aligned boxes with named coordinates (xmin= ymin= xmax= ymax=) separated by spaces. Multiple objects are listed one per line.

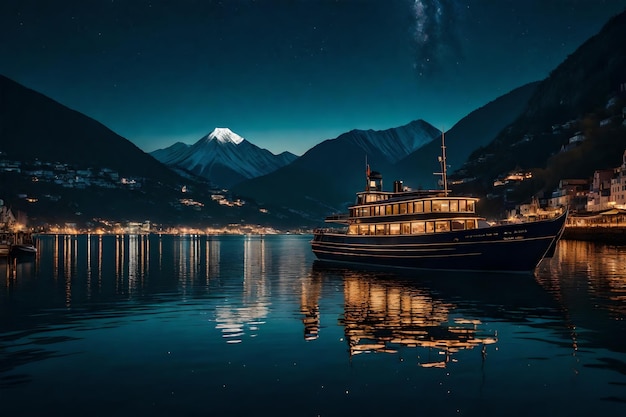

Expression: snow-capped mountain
xmin=150 ymin=128 xmax=298 ymax=187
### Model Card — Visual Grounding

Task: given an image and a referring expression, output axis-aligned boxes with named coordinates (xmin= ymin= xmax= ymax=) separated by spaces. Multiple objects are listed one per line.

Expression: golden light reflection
xmin=300 ymin=274 xmax=322 ymax=341
xmin=214 ymin=237 xmax=272 ymax=344
xmin=537 ymin=240 xmax=626 ymax=318
xmin=339 ymin=272 xmax=497 ymax=367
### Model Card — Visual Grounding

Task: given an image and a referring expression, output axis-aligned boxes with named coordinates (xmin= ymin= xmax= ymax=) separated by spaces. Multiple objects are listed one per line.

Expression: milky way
xmin=1 ymin=1 xmax=625 ymax=155
xmin=411 ymin=0 xmax=464 ymax=78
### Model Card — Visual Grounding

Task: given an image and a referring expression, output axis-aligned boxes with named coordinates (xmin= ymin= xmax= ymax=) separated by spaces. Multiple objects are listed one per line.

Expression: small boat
xmin=10 ymin=242 xmax=37 ymax=257
xmin=6 ymin=231 xmax=37 ymax=258
xmin=311 ymin=134 xmax=567 ymax=273
xmin=0 ymin=238 xmax=10 ymax=260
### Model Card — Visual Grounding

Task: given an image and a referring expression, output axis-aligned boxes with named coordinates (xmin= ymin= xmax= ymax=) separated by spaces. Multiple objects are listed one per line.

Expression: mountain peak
xmin=206 ymin=127 xmax=244 ymax=145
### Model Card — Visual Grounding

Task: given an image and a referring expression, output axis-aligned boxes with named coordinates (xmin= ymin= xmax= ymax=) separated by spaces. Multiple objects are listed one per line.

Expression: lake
xmin=1 ymin=234 xmax=626 ymax=416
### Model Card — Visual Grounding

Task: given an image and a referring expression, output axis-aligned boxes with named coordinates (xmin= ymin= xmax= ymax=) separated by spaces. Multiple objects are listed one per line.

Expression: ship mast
xmin=434 ymin=130 xmax=449 ymax=196
xmin=365 ymin=155 xmax=370 ymax=191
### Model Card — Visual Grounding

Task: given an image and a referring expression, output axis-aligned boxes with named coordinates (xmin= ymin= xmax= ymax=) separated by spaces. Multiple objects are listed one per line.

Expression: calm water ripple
xmin=1 ymin=234 xmax=626 ymax=416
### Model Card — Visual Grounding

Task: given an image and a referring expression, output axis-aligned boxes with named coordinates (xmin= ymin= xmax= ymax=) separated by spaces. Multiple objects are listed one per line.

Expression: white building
xmin=610 ymin=150 xmax=626 ymax=209
xmin=587 ymin=169 xmax=614 ymax=212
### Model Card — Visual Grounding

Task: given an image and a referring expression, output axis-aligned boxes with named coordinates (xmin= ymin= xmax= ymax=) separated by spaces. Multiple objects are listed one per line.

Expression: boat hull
xmin=311 ymin=212 xmax=567 ymax=272
xmin=10 ymin=244 xmax=37 ymax=257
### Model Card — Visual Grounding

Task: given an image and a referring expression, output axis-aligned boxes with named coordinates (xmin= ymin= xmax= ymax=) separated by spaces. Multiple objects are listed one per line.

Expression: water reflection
xmin=4 ymin=235 xmax=307 ymax=344
xmin=3 ymin=237 xmax=626 ymax=415
xmin=340 ymin=272 xmax=498 ymax=366
xmin=536 ymin=240 xmax=626 ymax=354
xmin=305 ymin=264 xmax=559 ymax=367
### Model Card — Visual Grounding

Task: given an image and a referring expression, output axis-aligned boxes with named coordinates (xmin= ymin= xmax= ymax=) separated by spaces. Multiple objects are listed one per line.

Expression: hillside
xmin=450 ymin=10 xmax=626 ymax=216
xmin=232 ymin=120 xmax=441 ymax=223
xmin=0 ymin=75 xmax=303 ymax=229
xmin=396 ymin=82 xmax=540 ymax=189
xmin=0 ymin=75 xmax=178 ymax=183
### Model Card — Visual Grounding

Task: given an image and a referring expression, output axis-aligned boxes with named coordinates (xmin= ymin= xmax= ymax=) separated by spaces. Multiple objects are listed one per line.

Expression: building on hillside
xmin=0 ymin=200 xmax=17 ymax=229
xmin=587 ymin=169 xmax=614 ymax=212
xmin=547 ymin=179 xmax=590 ymax=212
xmin=610 ymin=150 xmax=626 ymax=208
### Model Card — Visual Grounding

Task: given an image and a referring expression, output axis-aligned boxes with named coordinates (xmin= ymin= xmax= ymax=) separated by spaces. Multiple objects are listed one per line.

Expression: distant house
xmin=600 ymin=115 xmax=621 ymax=127
xmin=568 ymin=132 xmax=585 ymax=144
xmin=0 ymin=160 xmax=21 ymax=173
xmin=606 ymin=96 xmax=619 ymax=109
xmin=547 ymin=179 xmax=589 ymax=212
xmin=610 ymin=150 xmax=626 ymax=208
xmin=588 ymin=169 xmax=615 ymax=212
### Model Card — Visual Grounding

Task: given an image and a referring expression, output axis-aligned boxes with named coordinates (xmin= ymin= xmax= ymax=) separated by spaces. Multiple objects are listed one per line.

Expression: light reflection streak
xmin=63 ymin=235 xmax=73 ymax=307
xmin=214 ymin=236 xmax=271 ymax=343
xmin=128 ymin=234 xmax=138 ymax=295
xmin=86 ymin=234 xmax=92 ymax=299
xmin=306 ymin=267 xmax=498 ymax=366
xmin=97 ymin=235 xmax=102 ymax=290
xmin=537 ymin=240 xmax=626 ymax=319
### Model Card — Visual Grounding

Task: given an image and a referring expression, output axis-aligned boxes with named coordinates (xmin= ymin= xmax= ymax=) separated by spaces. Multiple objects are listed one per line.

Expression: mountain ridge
xmin=151 ymin=127 xmax=298 ymax=188
xmin=232 ymin=119 xmax=442 ymax=221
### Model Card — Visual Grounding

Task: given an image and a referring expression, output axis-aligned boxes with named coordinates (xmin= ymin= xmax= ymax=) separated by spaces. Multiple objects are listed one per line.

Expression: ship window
xmin=435 ymin=221 xmax=450 ymax=232
xmin=414 ymin=201 xmax=423 ymax=213
xmin=376 ymin=224 xmax=386 ymax=235
xmin=386 ymin=205 xmax=392 ymax=215
xmin=389 ymin=223 xmax=400 ymax=235
xmin=348 ymin=225 xmax=358 ymax=234
xmin=426 ymin=222 xmax=434 ymax=233
xmin=392 ymin=204 xmax=399 ymax=215
xmin=399 ymin=203 xmax=407 ymax=214
xmin=451 ymin=220 xmax=465 ymax=230
xmin=450 ymin=200 xmax=458 ymax=212
xmin=423 ymin=201 xmax=432 ymax=213
xmin=466 ymin=219 xmax=477 ymax=229
xmin=401 ymin=223 xmax=411 ymax=234
xmin=467 ymin=200 xmax=475 ymax=212
xmin=375 ymin=206 xmax=381 ymax=216
xmin=459 ymin=200 xmax=467 ymax=212
xmin=359 ymin=225 xmax=369 ymax=235
xmin=432 ymin=200 xmax=449 ymax=212
xmin=411 ymin=222 xmax=425 ymax=234
xmin=407 ymin=202 xmax=414 ymax=214
xmin=362 ymin=207 xmax=369 ymax=217
xmin=370 ymin=207 xmax=375 ymax=216
xmin=369 ymin=224 xmax=376 ymax=235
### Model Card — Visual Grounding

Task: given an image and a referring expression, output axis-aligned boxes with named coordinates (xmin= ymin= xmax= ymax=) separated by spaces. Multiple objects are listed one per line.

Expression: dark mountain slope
xmin=396 ymin=82 xmax=540 ymax=189
xmin=233 ymin=120 xmax=441 ymax=222
xmin=454 ymin=10 xmax=626 ymax=214
xmin=0 ymin=75 xmax=178 ymax=183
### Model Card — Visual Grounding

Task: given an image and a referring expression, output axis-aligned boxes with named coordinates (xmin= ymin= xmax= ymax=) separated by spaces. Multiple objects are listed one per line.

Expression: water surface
xmin=2 ymin=235 xmax=626 ymax=416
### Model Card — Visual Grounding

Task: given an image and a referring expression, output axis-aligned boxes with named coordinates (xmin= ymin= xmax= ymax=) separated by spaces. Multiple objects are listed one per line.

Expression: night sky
xmin=2 ymin=0 xmax=626 ymax=156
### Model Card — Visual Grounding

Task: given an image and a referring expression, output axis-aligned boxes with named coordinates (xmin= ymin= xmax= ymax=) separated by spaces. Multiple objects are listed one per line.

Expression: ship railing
xmin=324 ymin=213 xmax=350 ymax=222
xmin=314 ymin=227 xmax=347 ymax=235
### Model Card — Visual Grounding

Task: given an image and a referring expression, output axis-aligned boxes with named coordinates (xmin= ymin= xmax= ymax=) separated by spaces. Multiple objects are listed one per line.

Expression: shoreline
xmin=562 ymin=226 xmax=626 ymax=244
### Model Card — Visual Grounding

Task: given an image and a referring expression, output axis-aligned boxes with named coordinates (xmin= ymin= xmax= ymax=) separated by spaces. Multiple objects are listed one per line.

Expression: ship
xmin=311 ymin=134 xmax=567 ymax=273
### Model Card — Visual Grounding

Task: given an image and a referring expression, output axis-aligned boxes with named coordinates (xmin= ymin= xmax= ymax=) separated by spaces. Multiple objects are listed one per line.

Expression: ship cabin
xmin=327 ymin=171 xmax=482 ymax=236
